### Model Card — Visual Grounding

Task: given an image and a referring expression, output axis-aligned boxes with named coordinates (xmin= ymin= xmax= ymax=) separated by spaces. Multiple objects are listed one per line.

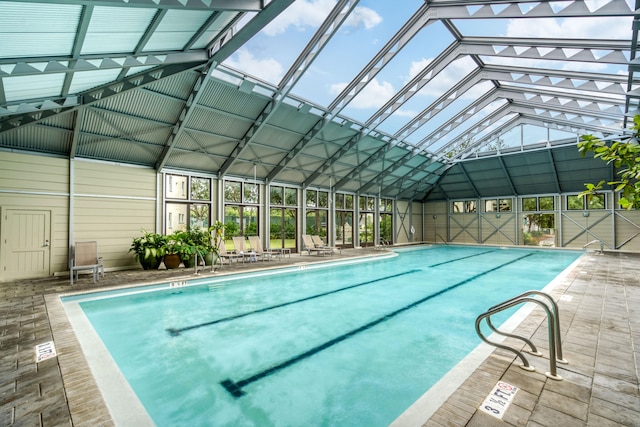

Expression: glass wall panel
xmin=166 ymin=203 xmax=188 ymax=232
xmin=190 ymin=204 xmax=210 ymax=229
xmin=190 ymin=178 xmax=210 ymax=200
xmin=164 ymin=174 xmax=213 ymax=235
xmin=539 ymin=197 xmax=554 ymax=210
xmin=285 ymin=188 xmax=297 ymax=206
xmin=270 ymin=186 xmax=283 ymax=205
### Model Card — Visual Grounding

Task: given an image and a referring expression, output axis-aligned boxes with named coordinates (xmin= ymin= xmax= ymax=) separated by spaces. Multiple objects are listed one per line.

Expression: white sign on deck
xmin=35 ymin=341 xmax=57 ymax=363
xmin=479 ymin=381 xmax=518 ymax=419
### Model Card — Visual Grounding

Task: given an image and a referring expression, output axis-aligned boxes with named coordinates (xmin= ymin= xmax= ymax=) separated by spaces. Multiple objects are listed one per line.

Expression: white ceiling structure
xmin=0 ymin=0 xmax=638 ymax=201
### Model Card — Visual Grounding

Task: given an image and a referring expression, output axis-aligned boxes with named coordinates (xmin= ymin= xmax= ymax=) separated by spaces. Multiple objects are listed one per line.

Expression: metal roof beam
xmin=267 ymin=1 xmax=433 ymax=182
xmin=497 ymin=155 xmax=517 ymax=196
xmin=8 ymin=0 xmax=264 ymax=11
xmin=0 ymin=51 xmax=208 ymax=81
xmin=458 ymin=163 xmax=481 ymax=198
xmin=302 ymin=130 xmax=364 ymax=187
xmin=483 ymin=64 xmax=629 ymax=85
xmin=394 ymin=68 xmax=483 ymax=141
xmin=439 ymin=103 xmax=624 ymax=161
xmin=363 ymin=41 xmax=462 ymax=129
xmin=548 ymin=149 xmax=562 ymax=194
xmin=0 ymin=62 xmax=199 ymax=133
xmin=461 ymin=38 xmax=630 ymax=65
xmin=155 ymin=0 xmax=294 ymax=170
xmin=333 ymin=139 xmax=392 ymax=190
xmin=219 ymin=0 xmax=359 ymax=178
xmin=328 ymin=2 xmax=432 ymax=113
xmin=380 ymin=161 xmax=447 ymax=196
xmin=62 ymin=4 xmax=94 ymax=96
xmin=427 ymin=1 xmax=636 ymax=19
xmin=417 ymin=85 xmax=624 ymax=153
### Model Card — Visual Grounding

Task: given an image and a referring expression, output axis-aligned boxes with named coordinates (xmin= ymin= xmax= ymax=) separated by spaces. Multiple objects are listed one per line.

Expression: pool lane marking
xmin=168 ymin=250 xmax=498 ymax=336
xmin=427 ymin=249 xmax=497 ymax=267
xmin=166 ymin=269 xmax=422 ymax=336
xmin=220 ymin=251 xmax=535 ymax=397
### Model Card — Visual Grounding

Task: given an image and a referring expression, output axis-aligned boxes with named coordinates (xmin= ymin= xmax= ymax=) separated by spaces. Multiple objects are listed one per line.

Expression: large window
xmin=224 ymin=180 xmax=259 ymax=248
xmin=484 ymin=198 xmax=512 ymax=212
xmin=521 ymin=196 xmax=555 ymax=247
xmin=359 ymin=196 xmax=375 ymax=247
xmin=567 ymin=194 xmax=606 ymax=210
xmin=379 ymin=198 xmax=393 ymax=244
xmin=522 ymin=196 xmax=554 ymax=211
xmin=336 ymin=193 xmax=354 ymax=248
xmin=306 ymin=189 xmax=329 ymax=239
xmin=452 ymin=200 xmax=477 ymax=213
xmin=164 ymin=174 xmax=212 ymax=233
xmin=270 ymin=186 xmax=297 ymax=251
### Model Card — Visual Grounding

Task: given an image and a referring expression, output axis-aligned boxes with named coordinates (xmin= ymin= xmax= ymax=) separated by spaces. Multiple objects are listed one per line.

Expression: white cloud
xmin=263 ymin=0 xmax=333 ymax=36
xmin=330 ymin=78 xmax=395 ymax=109
xmin=344 ymin=6 xmax=383 ymax=29
xmin=406 ymin=56 xmax=481 ymax=98
xmin=263 ymin=0 xmax=382 ymax=36
xmin=224 ymin=48 xmax=284 ymax=83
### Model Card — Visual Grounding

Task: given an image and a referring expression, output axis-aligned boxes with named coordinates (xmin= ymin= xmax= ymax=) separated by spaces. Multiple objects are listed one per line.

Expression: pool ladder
xmin=583 ymin=239 xmax=604 ymax=253
xmin=475 ymin=290 xmax=567 ymax=380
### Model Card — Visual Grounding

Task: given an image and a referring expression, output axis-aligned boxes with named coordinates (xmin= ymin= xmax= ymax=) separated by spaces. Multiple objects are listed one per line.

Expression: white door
xmin=2 ymin=209 xmax=51 ymax=280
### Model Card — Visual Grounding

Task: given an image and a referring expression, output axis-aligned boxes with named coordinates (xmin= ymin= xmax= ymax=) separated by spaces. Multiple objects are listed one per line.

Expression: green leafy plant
xmin=578 ymin=114 xmax=640 ymax=210
xmin=165 ymin=230 xmax=199 ymax=261
xmin=208 ymin=221 xmax=226 ymax=256
xmin=129 ymin=230 xmax=166 ymax=269
xmin=129 ymin=229 xmax=166 ymax=261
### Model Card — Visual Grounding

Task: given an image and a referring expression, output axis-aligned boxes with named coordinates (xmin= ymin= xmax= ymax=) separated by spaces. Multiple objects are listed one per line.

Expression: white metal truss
xmin=216 ymin=0 xmax=360 ymax=178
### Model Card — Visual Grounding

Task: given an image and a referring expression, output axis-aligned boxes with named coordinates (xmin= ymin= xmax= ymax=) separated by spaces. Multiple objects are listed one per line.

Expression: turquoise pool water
xmin=66 ymin=245 xmax=581 ymax=426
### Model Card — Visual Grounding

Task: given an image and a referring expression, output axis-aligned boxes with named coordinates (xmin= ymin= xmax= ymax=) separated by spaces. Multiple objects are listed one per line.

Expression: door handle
xmin=43 ymin=240 xmax=49 ymax=247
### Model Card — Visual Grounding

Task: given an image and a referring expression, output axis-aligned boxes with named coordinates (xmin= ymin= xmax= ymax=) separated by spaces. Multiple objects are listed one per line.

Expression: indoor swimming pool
xmin=61 ymin=245 xmax=582 ymax=426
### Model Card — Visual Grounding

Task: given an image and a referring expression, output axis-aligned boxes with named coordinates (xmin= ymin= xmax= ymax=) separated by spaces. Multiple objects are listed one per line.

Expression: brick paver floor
xmin=1 ymin=248 xmax=638 ymax=426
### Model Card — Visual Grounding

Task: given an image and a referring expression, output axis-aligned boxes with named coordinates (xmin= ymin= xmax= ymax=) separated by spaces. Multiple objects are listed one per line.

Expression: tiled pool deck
xmin=1 ymin=247 xmax=638 ymax=426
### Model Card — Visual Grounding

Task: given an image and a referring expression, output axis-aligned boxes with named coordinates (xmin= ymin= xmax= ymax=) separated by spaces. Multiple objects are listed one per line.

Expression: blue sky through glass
xmin=222 ymin=0 xmax=634 ymax=154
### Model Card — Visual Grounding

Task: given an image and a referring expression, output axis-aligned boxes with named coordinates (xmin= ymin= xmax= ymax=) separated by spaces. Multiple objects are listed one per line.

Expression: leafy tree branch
xmin=578 ymin=115 xmax=640 ymax=210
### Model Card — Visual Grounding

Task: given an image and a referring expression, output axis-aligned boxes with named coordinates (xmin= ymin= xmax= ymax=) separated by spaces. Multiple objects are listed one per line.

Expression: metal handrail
xmin=475 ymin=290 xmax=567 ymax=380
xmin=583 ymin=239 xmax=604 ymax=253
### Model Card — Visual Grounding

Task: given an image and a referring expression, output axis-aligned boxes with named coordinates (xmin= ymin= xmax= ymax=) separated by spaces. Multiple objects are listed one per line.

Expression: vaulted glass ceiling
xmin=0 ymin=0 xmax=638 ymax=201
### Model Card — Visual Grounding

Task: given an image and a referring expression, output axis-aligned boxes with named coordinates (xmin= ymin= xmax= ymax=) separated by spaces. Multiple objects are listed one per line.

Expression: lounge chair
xmin=302 ymin=235 xmax=332 ymax=256
xmin=218 ymin=240 xmax=243 ymax=266
xmin=311 ymin=235 xmax=340 ymax=254
xmin=248 ymin=236 xmax=275 ymax=261
xmin=70 ymin=241 xmax=102 ymax=285
xmin=233 ymin=236 xmax=258 ymax=262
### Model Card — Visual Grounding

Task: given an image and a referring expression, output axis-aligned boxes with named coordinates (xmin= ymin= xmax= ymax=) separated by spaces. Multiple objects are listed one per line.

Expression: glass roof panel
xmin=291 ymin=0 xmax=423 ymax=107
xmin=4 ymin=74 xmax=65 ymax=102
xmin=452 ymin=15 xmax=633 ymax=40
xmin=339 ymin=20 xmax=455 ymax=127
xmin=401 ymin=80 xmax=498 ymax=147
xmin=82 ymin=6 xmax=156 ymax=55
xmin=222 ymin=0 xmax=334 ymax=85
xmin=145 ymin=10 xmax=214 ymax=51
xmin=68 ymin=69 xmax=122 ymax=93
xmin=372 ymin=56 xmax=481 ymax=137
xmin=0 ymin=2 xmax=80 ymax=57
xmin=481 ymin=55 xmax=628 ymax=75
xmin=191 ymin=11 xmax=238 ymax=49
xmin=428 ymin=100 xmax=511 ymax=154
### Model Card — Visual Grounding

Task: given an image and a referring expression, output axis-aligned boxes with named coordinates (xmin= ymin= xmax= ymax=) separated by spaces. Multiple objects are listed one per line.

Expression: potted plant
xmin=162 ymin=231 xmax=192 ymax=269
xmin=129 ymin=230 xmax=166 ymax=270
xmin=204 ymin=221 xmax=225 ymax=266
xmin=182 ymin=227 xmax=210 ymax=268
